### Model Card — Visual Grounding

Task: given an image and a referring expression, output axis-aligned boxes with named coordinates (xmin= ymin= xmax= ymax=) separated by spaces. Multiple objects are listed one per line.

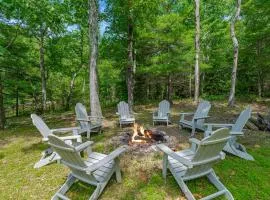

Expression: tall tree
xmin=0 ymin=72 xmax=5 ymax=129
xmin=88 ymin=0 xmax=102 ymax=117
xmin=127 ymin=1 xmax=135 ymax=112
xmin=228 ymin=0 xmax=241 ymax=106
xmin=194 ymin=0 xmax=200 ymax=103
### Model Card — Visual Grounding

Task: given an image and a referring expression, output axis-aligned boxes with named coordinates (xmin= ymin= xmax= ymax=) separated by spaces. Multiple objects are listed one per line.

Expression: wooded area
xmin=0 ymin=0 xmax=270 ymax=129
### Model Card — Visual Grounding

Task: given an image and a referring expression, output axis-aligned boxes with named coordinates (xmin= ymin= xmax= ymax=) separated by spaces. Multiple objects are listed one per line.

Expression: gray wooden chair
xmin=158 ymin=128 xmax=234 ymax=200
xmin=116 ymin=101 xmax=135 ymax=128
xmin=48 ymin=134 xmax=128 ymax=200
xmin=153 ymin=100 xmax=170 ymax=126
xmin=75 ymin=103 xmax=103 ymax=139
xmin=31 ymin=114 xmax=82 ymax=168
xmin=204 ymin=107 xmax=254 ymax=161
xmin=179 ymin=100 xmax=211 ymax=136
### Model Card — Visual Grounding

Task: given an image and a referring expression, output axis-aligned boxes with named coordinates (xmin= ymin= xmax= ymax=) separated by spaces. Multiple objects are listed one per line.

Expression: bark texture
xmin=39 ymin=36 xmax=46 ymax=112
xmin=127 ymin=12 xmax=135 ymax=112
xmin=88 ymin=0 xmax=102 ymax=117
xmin=194 ymin=0 xmax=200 ymax=103
xmin=228 ymin=0 xmax=241 ymax=107
xmin=0 ymin=73 xmax=5 ymax=129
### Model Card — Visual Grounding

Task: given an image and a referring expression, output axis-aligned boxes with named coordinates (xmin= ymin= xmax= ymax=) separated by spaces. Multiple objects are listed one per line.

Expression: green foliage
xmin=0 ymin=0 xmax=270 ymax=117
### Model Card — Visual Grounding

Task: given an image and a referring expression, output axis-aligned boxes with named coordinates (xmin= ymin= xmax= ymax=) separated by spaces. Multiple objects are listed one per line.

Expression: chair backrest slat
xmin=48 ymin=135 xmax=87 ymax=168
xmin=232 ymin=107 xmax=251 ymax=132
xmin=31 ymin=114 xmax=51 ymax=139
xmin=193 ymin=100 xmax=211 ymax=126
xmin=185 ymin=128 xmax=230 ymax=177
xmin=158 ymin=100 xmax=170 ymax=117
xmin=75 ymin=103 xmax=90 ymax=130
xmin=117 ymin=101 xmax=130 ymax=118
xmin=48 ymin=134 xmax=98 ymax=182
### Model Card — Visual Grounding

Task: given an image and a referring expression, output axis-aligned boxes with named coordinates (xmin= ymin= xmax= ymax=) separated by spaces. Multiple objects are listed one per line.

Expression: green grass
xmin=0 ymin=100 xmax=270 ymax=199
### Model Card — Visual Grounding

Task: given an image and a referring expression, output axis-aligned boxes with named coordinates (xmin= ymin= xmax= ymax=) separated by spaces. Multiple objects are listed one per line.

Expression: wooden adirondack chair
xmin=75 ymin=103 xmax=103 ymax=139
xmin=158 ymin=128 xmax=234 ymax=200
xmin=116 ymin=101 xmax=135 ymax=128
xmin=31 ymin=114 xmax=82 ymax=169
xmin=204 ymin=107 xmax=254 ymax=161
xmin=153 ymin=100 xmax=170 ymax=126
xmin=179 ymin=100 xmax=211 ymax=136
xmin=48 ymin=134 xmax=128 ymax=200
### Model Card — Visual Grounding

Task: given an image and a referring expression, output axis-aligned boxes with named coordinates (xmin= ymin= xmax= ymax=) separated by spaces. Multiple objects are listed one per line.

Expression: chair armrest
xmin=180 ymin=112 xmax=194 ymax=121
xmin=51 ymin=127 xmax=81 ymax=134
xmin=189 ymin=138 xmax=200 ymax=145
xmin=60 ymin=135 xmax=82 ymax=141
xmin=157 ymin=144 xmax=193 ymax=168
xmin=75 ymin=141 xmax=94 ymax=152
xmin=194 ymin=116 xmax=210 ymax=120
xmin=88 ymin=116 xmax=104 ymax=119
xmin=230 ymin=131 xmax=244 ymax=136
xmin=180 ymin=112 xmax=194 ymax=116
xmin=85 ymin=145 xmax=128 ymax=174
xmin=76 ymin=118 xmax=91 ymax=122
xmin=205 ymin=123 xmax=234 ymax=128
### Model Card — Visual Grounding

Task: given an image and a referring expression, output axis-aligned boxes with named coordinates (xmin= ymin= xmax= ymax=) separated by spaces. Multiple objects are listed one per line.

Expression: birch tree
xmin=228 ymin=0 xmax=241 ymax=106
xmin=194 ymin=0 xmax=200 ymax=103
xmin=88 ymin=0 xmax=102 ymax=117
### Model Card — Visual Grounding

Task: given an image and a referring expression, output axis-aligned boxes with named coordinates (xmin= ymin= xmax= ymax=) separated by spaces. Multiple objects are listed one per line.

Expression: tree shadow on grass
xmin=21 ymin=142 xmax=48 ymax=154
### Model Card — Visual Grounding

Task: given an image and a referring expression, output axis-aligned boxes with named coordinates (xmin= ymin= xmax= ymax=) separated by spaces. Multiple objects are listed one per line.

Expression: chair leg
xmin=34 ymin=151 xmax=60 ymax=168
xmin=207 ymin=171 xmax=234 ymax=200
xmin=223 ymin=140 xmax=254 ymax=161
xmin=87 ymin=131 xmax=91 ymax=139
xmin=89 ymin=182 xmax=107 ymax=200
xmin=51 ymin=174 xmax=76 ymax=200
xmin=115 ymin=158 xmax=122 ymax=183
xmin=162 ymin=155 xmax=168 ymax=182
xmin=176 ymin=178 xmax=195 ymax=200
xmin=191 ymin=125 xmax=195 ymax=137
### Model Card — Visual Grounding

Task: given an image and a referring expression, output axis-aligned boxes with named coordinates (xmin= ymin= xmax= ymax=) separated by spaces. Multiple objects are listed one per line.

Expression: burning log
xmin=130 ymin=123 xmax=167 ymax=144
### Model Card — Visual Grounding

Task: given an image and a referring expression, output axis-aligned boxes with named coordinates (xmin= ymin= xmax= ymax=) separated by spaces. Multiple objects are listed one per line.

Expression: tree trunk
xmin=167 ymin=73 xmax=173 ymax=101
xmin=88 ymin=0 xmax=102 ymax=117
xmin=228 ymin=0 xmax=241 ymax=107
xmin=16 ymin=87 xmax=19 ymax=117
xmin=66 ymin=72 xmax=78 ymax=110
xmin=0 ymin=72 xmax=5 ymax=129
xmin=194 ymin=0 xmax=200 ymax=103
xmin=39 ymin=36 xmax=47 ymax=112
xmin=127 ymin=12 xmax=135 ymax=112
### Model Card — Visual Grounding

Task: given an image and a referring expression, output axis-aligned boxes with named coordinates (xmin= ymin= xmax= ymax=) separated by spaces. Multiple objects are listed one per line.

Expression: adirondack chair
xmin=157 ymin=128 xmax=234 ymax=200
xmin=75 ymin=103 xmax=103 ymax=139
xmin=48 ymin=134 xmax=128 ymax=200
xmin=116 ymin=101 xmax=135 ymax=128
xmin=204 ymin=107 xmax=254 ymax=161
xmin=31 ymin=114 xmax=82 ymax=168
xmin=179 ymin=100 xmax=211 ymax=136
xmin=153 ymin=100 xmax=170 ymax=126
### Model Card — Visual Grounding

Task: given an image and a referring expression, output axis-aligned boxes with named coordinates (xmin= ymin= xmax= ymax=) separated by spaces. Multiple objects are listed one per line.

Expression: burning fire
xmin=131 ymin=123 xmax=153 ymax=143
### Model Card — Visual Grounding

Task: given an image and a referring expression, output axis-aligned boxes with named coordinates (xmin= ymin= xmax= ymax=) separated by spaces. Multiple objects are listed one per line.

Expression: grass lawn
xmin=0 ymin=100 xmax=270 ymax=200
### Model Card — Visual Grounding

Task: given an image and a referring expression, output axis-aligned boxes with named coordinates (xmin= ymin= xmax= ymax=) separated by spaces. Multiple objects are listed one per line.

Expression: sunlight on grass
xmin=0 ymin=101 xmax=270 ymax=199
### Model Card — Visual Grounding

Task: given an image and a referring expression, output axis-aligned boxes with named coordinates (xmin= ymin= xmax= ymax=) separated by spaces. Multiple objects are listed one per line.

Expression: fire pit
xmin=130 ymin=123 xmax=167 ymax=144
xmin=110 ymin=124 xmax=177 ymax=154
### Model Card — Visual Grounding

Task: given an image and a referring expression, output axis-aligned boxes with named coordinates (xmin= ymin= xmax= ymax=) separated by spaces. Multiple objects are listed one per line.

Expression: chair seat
xmin=85 ymin=152 xmax=115 ymax=182
xmin=153 ymin=115 xmax=168 ymax=120
xmin=168 ymin=149 xmax=195 ymax=176
xmin=120 ymin=117 xmax=135 ymax=122
xmin=179 ymin=119 xmax=192 ymax=126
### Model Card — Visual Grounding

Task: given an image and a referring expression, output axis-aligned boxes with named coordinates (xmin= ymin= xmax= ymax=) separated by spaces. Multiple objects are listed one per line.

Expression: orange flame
xmin=131 ymin=123 xmax=152 ymax=143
